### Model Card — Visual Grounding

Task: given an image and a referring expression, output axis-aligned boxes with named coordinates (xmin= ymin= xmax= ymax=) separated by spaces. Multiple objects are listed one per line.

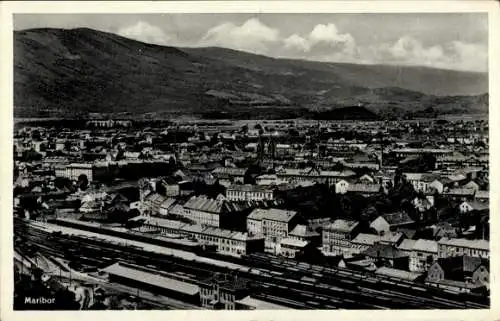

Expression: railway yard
xmin=14 ymin=218 xmax=489 ymax=310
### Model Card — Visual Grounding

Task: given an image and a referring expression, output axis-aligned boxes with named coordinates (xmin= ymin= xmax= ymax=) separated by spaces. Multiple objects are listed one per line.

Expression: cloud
xmin=117 ymin=21 xmax=173 ymax=46
xmin=284 ymin=34 xmax=311 ymax=52
xmin=372 ymin=36 xmax=487 ymax=71
xmin=281 ymin=23 xmax=358 ymax=63
xmin=116 ymin=19 xmax=486 ymax=72
xmin=200 ymin=18 xmax=280 ymax=54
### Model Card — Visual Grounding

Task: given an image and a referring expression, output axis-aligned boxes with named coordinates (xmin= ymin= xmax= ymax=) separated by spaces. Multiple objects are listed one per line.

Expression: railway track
xmin=14 ymin=219 xmax=489 ymax=309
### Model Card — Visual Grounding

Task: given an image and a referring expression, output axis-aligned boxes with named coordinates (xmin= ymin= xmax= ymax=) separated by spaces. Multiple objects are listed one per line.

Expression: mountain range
xmin=14 ymin=28 xmax=488 ymax=119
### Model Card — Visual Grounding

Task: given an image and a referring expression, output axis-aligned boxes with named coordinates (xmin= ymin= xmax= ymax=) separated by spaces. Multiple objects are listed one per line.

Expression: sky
xmin=14 ymin=13 xmax=488 ymax=72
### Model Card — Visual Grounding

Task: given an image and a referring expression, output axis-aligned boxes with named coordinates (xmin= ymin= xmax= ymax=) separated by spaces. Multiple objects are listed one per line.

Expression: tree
xmin=77 ymin=174 xmax=89 ymax=191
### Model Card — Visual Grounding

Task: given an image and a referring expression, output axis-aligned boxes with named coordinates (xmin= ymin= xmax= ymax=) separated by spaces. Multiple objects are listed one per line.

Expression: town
xmin=13 ymin=116 xmax=489 ymax=310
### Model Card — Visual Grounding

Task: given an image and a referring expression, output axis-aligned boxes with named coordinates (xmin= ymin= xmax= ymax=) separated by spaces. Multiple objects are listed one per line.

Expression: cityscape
xmin=11 ymin=12 xmax=490 ymax=311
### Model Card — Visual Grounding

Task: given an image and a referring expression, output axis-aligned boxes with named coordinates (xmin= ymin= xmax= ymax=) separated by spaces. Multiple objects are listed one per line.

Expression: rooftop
xmin=412 ymin=239 xmax=438 ymax=253
xmin=236 ymin=295 xmax=290 ymax=310
xmin=227 ymin=184 xmax=275 ymax=193
xmin=351 ymin=233 xmax=381 ymax=246
xmin=326 ymin=219 xmax=359 ymax=233
xmin=438 ymin=238 xmax=489 ymax=251
xmin=280 ymin=237 xmax=308 ymax=248
xmin=263 ymin=208 xmax=298 ymax=223
xmin=102 ymin=262 xmax=199 ymax=295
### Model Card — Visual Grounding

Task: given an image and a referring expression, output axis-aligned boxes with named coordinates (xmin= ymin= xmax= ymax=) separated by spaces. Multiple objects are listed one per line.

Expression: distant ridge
xmin=14 ymin=28 xmax=488 ymax=119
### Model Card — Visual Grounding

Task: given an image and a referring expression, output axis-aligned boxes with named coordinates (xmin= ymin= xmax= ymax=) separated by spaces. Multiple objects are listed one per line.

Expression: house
xmin=351 ymin=233 xmax=381 ymax=254
xmin=403 ymin=173 xmax=440 ymax=194
xmin=379 ymin=231 xmax=406 ymax=247
xmin=397 ymin=239 xmax=417 ymax=257
xmin=279 ymin=238 xmax=308 ymax=258
xmin=261 ymin=208 xmax=300 ymax=254
xmin=358 ymin=174 xmax=375 ymax=184
xmin=181 ymin=194 xmax=226 ymax=227
xmin=143 ymin=193 xmax=167 ymax=214
xmin=412 ymin=196 xmax=433 ymax=213
xmin=426 ymin=256 xmax=489 ymax=293
xmin=226 ymin=184 xmax=275 ymax=202
xmin=462 ymin=181 xmax=480 ymax=192
xmin=381 ymin=212 xmax=416 ymax=230
xmin=438 ymin=238 xmax=489 ymax=259
xmin=409 ymin=239 xmax=438 ymax=272
xmin=160 ymin=177 xmax=181 ymax=197
xmin=211 ymin=167 xmax=246 ymax=187
xmin=459 ymin=201 xmax=489 ymax=214
xmin=157 ymin=198 xmax=178 ymax=216
xmin=275 ymin=167 xmax=356 ymax=186
xmin=361 ymin=242 xmax=409 ymax=269
xmin=322 ymin=219 xmax=360 ymax=257
xmin=288 ymin=224 xmax=321 ymax=245
xmin=200 ymin=274 xmax=250 ymax=310
xmin=475 ymin=190 xmax=489 ymax=202
xmin=443 ymin=188 xmax=476 ymax=201
xmin=335 ymin=179 xmax=350 ymax=194
xmin=255 ymin=174 xmax=286 ymax=186
xmin=370 ymin=216 xmax=391 ymax=236
xmin=346 ymin=183 xmax=381 ymax=196
xmin=246 ymin=208 xmax=266 ymax=236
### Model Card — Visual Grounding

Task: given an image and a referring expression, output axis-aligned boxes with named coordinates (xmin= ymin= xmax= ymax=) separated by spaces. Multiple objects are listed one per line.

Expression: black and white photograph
xmin=1 ymin=1 xmax=498 ymax=317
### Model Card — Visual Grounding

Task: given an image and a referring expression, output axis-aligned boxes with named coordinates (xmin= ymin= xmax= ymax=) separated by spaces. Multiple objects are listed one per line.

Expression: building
xmin=143 ymin=193 xmax=167 ymax=214
xmin=409 ymin=239 xmax=438 ymax=272
xmin=279 ymin=238 xmax=308 ymax=258
xmin=199 ymin=274 xmax=250 ymax=310
xmin=54 ymin=163 xmax=95 ymax=181
xmin=181 ymin=195 xmax=226 ymax=227
xmin=246 ymin=208 xmax=266 ymax=236
xmin=351 ymin=233 xmax=382 ymax=254
xmin=322 ymin=219 xmax=360 ymax=257
xmin=226 ymin=184 xmax=275 ymax=201
xmin=102 ymin=262 xmax=200 ymax=305
xmin=403 ymin=173 xmax=440 ymax=194
xmin=142 ymin=217 xmax=265 ymax=256
xmin=235 ymin=296 xmax=290 ymax=310
xmin=275 ymin=167 xmax=356 ymax=186
xmin=458 ymin=201 xmax=489 ymax=214
xmin=426 ymin=256 xmax=489 ymax=293
xmin=381 ymin=212 xmax=416 ymax=230
xmin=211 ymin=167 xmax=246 ymax=187
xmin=250 ymin=208 xmax=300 ymax=254
xmin=157 ymin=197 xmax=178 ymax=216
xmin=288 ymin=224 xmax=321 ymax=245
xmin=437 ymin=238 xmax=489 ymax=259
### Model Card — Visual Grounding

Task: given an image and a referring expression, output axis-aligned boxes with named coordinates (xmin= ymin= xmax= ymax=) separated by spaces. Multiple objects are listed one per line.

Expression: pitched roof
xmin=347 ymin=183 xmax=381 ymax=194
xmin=289 ymin=224 xmax=320 ymax=238
xmin=397 ymin=239 xmax=417 ymax=252
xmin=351 ymin=233 xmax=381 ymax=246
xmin=227 ymin=184 xmax=274 ymax=193
xmin=412 ymin=239 xmax=438 ymax=253
xmin=461 ymin=201 xmax=489 ymax=211
xmin=183 ymin=195 xmax=225 ymax=214
xmin=362 ymin=243 xmax=407 ymax=259
xmin=326 ymin=219 xmax=359 ymax=233
xmin=438 ymin=238 xmax=489 ymax=251
xmin=475 ymin=190 xmax=489 ymax=199
xmin=262 ymin=208 xmax=298 ymax=223
xmin=382 ymin=212 xmax=415 ymax=227
xmin=434 ymin=256 xmax=489 ymax=281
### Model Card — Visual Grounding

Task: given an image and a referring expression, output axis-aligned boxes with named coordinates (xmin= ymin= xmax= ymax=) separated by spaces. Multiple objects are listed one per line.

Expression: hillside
xmin=14 ymin=28 xmax=488 ymax=119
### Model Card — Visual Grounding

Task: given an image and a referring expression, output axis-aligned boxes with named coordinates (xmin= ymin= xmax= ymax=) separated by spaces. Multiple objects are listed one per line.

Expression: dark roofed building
xmin=426 ymin=256 xmax=489 ymax=292
xmin=199 ymin=274 xmax=250 ymax=310
xmin=382 ymin=211 xmax=416 ymax=230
